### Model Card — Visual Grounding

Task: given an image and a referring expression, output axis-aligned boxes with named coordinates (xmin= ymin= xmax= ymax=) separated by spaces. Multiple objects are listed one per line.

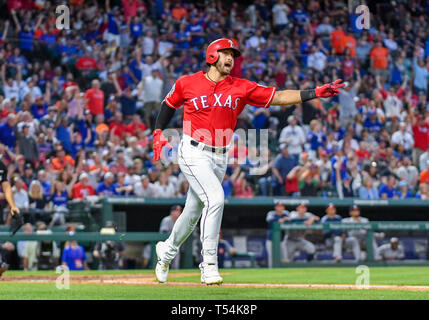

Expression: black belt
xmin=190 ymin=140 xmax=227 ymax=154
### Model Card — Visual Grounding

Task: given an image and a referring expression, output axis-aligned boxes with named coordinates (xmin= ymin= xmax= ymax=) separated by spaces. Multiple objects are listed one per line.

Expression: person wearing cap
xmin=16 ymin=123 xmax=39 ymax=165
xmin=159 ymin=205 xmax=183 ymax=269
xmin=375 ymin=237 xmax=405 ymax=261
xmin=395 ymin=180 xmax=413 ymax=199
xmin=278 ymin=115 xmax=305 ymax=162
xmin=286 ymin=203 xmax=319 ymax=262
xmin=22 ymin=162 xmax=35 ymax=188
xmin=72 ymin=172 xmax=96 ymax=199
xmin=320 ymin=203 xmax=343 ymax=261
xmin=96 ymin=172 xmax=118 ymax=197
xmin=40 ymin=106 xmax=57 ymax=131
xmin=265 ymin=202 xmax=291 ymax=267
xmin=340 ymin=205 xmax=370 ymax=262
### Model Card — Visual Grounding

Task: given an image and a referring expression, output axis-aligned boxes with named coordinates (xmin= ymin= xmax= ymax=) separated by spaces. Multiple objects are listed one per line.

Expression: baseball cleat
xmin=199 ymin=262 xmax=223 ymax=285
xmin=0 ymin=263 xmax=8 ymax=278
xmin=155 ymin=242 xmax=170 ymax=283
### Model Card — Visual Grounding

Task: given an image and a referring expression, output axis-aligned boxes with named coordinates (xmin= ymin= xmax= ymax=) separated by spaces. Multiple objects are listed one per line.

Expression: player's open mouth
xmin=224 ymin=63 xmax=232 ymax=70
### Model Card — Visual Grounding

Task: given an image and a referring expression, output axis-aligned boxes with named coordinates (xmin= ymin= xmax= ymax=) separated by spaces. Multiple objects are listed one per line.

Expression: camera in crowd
xmin=92 ymin=221 xmax=125 ymax=270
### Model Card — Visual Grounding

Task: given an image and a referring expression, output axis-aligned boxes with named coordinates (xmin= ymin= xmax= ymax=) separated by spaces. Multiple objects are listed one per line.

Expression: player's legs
xmin=285 ymin=239 xmax=298 ymax=261
xmin=333 ymin=236 xmax=343 ymax=261
xmin=345 ymin=237 xmax=361 ymax=262
xmin=299 ymin=239 xmax=315 ymax=261
xmin=178 ymin=139 xmax=227 ymax=283
xmin=155 ymin=184 xmax=204 ymax=282
xmin=165 ymin=187 xmax=204 ymax=253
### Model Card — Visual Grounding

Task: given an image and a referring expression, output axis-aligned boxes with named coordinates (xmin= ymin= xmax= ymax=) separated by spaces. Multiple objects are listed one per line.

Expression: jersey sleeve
xmin=244 ymin=80 xmax=276 ymax=108
xmin=164 ymin=76 xmax=185 ymax=109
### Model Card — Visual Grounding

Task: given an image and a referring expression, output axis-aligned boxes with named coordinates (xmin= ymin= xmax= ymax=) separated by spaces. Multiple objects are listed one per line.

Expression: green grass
xmin=2 ymin=267 xmax=429 ymax=300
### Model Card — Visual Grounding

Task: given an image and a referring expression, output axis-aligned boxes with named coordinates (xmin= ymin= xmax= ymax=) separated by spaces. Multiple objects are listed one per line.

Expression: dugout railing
xmin=0 ymin=232 xmax=193 ymax=269
xmin=270 ymin=221 xmax=429 ymax=267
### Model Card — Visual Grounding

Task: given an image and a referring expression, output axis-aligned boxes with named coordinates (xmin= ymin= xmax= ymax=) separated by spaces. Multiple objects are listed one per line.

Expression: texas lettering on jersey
xmin=164 ymin=71 xmax=276 ymax=146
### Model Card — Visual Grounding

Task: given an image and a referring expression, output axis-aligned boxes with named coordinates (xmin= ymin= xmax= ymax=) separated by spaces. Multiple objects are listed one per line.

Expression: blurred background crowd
xmin=0 ymin=0 xmax=428 ymax=229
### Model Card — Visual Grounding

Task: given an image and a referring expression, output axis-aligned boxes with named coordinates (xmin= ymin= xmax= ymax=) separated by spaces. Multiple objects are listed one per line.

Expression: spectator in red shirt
xmin=126 ymin=114 xmax=147 ymax=136
xmin=232 ymin=171 xmax=253 ymax=198
xmin=122 ymin=0 xmax=138 ymax=22
xmin=355 ymin=141 xmax=371 ymax=164
xmin=75 ymin=54 xmax=98 ymax=70
xmin=109 ymin=111 xmax=129 ymax=139
xmin=84 ymin=79 xmax=104 ymax=116
xmin=72 ymin=173 xmax=95 ymax=199
xmin=62 ymin=73 xmax=79 ymax=90
xmin=412 ymin=114 xmax=429 ymax=166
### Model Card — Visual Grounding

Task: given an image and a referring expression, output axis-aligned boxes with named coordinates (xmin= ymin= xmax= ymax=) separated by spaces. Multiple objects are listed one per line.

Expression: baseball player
xmin=285 ymin=203 xmax=319 ymax=262
xmin=152 ymin=38 xmax=345 ymax=284
xmin=320 ymin=203 xmax=344 ymax=262
xmin=339 ymin=205 xmax=369 ymax=262
xmin=265 ymin=202 xmax=291 ymax=267
xmin=376 ymin=237 xmax=405 ymax=261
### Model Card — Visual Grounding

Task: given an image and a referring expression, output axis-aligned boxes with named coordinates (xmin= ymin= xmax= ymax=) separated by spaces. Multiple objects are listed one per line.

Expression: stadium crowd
xmin=0 ymin=0 xmax=428 ymax=229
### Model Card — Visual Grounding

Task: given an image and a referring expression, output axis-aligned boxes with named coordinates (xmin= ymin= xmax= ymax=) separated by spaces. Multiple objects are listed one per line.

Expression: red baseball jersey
xmin=164 ymin=71 xmax=276 ymax=146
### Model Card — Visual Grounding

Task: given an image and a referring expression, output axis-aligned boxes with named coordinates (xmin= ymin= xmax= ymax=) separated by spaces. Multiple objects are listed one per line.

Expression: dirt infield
xmin=3 ymin=273 xmax=429 ymax=291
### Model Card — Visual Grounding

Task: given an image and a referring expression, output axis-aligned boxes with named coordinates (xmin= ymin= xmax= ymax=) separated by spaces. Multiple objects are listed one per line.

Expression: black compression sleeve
xmin=154 ymin=101 xmax=176 ymax=130
xmin=300 ymin=89 xmax=317 ymax=103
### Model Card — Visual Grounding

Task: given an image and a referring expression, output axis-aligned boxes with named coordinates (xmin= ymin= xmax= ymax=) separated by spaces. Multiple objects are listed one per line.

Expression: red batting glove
xmin=315 ymin=79 xmax=345 ymax=98
xmin=152 ymin=129 xmax=173 ymax=161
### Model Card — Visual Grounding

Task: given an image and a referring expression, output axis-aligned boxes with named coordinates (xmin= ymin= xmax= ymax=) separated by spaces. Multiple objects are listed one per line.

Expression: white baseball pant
xmin=285 ymin=238 xmax=316 ymax=260
xmin=333 ymin=236 xmax=360 ymax=262
xmin=162 ymin=134 xmax=228 ymax=264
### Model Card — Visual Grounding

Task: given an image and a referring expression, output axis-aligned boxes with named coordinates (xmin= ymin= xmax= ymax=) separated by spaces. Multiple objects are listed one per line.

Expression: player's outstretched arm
xmin=270 ymin=79 xmax=345 ymax=106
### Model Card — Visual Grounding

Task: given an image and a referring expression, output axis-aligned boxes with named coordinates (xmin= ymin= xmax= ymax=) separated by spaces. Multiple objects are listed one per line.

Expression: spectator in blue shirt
xmin=330 ymin=148 xmax=348 ymax=186
xmin=251 ymin=106 xmax=270 ymax=130
xmin=222 ymin=174 xmax=234 ymax=198
xmin=396 ymin=180 xmax=413 ymax=199
xmin=363 ymin=111 xmax=383 ymax=134
xmin=56 ymin=117 xmax=73 ymax=154
xmin=271 ymin=144 xmax=298 ymax=196
xmin=61 ymin=225 xmax=89 ymax=271
xmin=307 ymin=119 xmax=326 ymax=152
xmin=379 ymin=175 xmax=399 ymax=199
xmin=186 ymin=16 xmax=205 ymax=48
xmin=31 ymin=97 xmax=48 ymax=120
xmin=50 ymin=181 xmax=70 ymax=208
xmin=175 ymin=23 xmax=191 ymax=50
xmin=0 ymin=114 xmax=17 ymax=151
xmin=97 ymin=172 xmax=118 ymax=196
xmin=130 ymin=16 xmax=143 ymax=41
xmin=359 ymin=177 xmax=380 ymax=199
